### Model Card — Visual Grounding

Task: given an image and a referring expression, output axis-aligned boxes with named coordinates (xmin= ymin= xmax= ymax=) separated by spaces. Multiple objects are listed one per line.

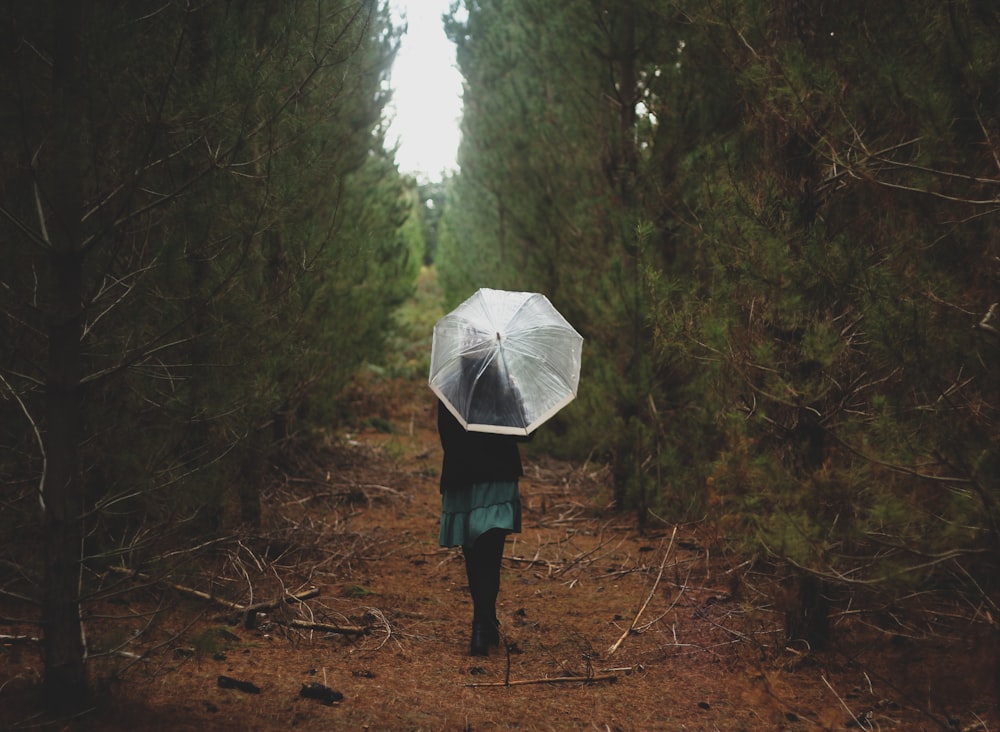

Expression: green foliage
xmin=386 ymin=266 xmax=445 ymax=381
xmin=0 ymin=1 xmax=413 ymax=548
xmin=440 ymin=0 xmax=1000 ymax=612
xmin=676 ymin=0 xmax=999 ymax=603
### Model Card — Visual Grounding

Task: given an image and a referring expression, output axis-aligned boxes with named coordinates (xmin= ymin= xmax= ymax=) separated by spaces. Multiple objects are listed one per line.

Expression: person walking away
xmin=437 ymin=398 xmax=529 ymax=656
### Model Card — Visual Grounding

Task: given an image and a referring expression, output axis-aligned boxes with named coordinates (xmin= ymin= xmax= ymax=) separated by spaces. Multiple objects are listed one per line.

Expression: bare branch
xmin=977 ymin=303 xmax=1000 ymax=338
xmin=106 ymin=565 xmax=321 ymax=629
xmin=0 ymin=372 xmax=47 ymax=511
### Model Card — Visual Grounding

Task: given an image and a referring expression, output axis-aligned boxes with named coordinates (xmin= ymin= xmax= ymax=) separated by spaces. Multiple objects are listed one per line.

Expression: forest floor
xmin=2 ymin=372 xmax=999 ymax=731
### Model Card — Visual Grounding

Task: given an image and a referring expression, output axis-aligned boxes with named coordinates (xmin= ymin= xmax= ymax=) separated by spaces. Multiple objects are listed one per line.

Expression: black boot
xmin=470 ymin=620 xmax=492 ymax=656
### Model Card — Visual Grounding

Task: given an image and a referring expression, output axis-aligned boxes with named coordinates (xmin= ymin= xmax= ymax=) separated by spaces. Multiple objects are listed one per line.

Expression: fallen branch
xmin=606 ymin=526 xmax=677 ymax=656
xmin=281 ymin=618 xmax=367 ymax=636
xmin=107 ymin=565 xmax=320 ymax=628
xmin=551 ymin=537 xmax=624 ymax=578
xmin=241 ymin=588 xmax=320 ymax=629
xmin=0 ymin=634 xmax=40 ymax=645
xmin=109 ymin=565 xmax=243 ymax=607
xmin=466 ymin=674 xmax=618 ymax=688
xmin=505 ymin=536 xmax=625 ymax=576
xmin=821 ymin=674 xmax=866 ymax=729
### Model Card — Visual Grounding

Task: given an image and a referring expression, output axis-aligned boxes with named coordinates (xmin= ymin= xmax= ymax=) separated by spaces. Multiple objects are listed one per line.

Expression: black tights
xmin=463 ymin=528 xmax=506 ymax=625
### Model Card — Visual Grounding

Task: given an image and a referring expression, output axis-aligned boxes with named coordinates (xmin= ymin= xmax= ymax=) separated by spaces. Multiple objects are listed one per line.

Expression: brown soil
xmin=2 ymin=376 xmax=997 ymax=731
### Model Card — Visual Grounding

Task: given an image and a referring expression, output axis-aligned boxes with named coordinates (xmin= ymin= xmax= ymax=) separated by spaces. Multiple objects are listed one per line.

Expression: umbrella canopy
xmin=429 ymin=288 xmax=583 ymax=435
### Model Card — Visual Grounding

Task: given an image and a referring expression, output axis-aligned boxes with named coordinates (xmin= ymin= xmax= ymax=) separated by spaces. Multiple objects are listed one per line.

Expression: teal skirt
xmin=439 ymin=480 xmax=522 ymax=548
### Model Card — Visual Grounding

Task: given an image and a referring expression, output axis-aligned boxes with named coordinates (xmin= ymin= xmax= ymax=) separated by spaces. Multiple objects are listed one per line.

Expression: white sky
xmin=387 ymin=0 xmax=464 ymax=180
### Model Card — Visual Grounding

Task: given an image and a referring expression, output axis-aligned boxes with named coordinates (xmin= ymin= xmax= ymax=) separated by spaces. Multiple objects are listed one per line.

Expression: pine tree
xmin=440 ymin=0 xmax=1000 ymax=624
xmin=0 ymin=0 xmax=407 ymax=708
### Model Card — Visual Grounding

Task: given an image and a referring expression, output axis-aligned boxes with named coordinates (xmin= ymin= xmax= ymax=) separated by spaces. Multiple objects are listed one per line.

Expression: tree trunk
xmin=42 ymin=258 xmax=87 ymax=711
xmin=41 ymin=1 xmax=88 ymax=711
xmin=782 ymin=572 xmax=830 ymax=650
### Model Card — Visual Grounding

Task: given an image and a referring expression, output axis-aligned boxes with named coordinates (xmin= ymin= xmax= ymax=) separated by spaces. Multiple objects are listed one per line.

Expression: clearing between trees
xmin=1 ymin=376 xmax=996 ymax=731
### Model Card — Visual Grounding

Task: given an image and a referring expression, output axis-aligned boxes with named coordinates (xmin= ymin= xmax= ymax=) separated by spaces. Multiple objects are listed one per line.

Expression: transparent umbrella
xmin=429 ymin=288 xmax=583 ymax=435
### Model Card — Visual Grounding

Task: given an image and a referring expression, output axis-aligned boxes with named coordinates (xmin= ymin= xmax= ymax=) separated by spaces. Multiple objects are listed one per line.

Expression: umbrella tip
xmin=496 ymin=331 xmax=501 ymax=341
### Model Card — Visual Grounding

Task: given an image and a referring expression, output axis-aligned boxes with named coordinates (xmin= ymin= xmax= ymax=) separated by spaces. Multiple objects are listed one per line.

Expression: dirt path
xmin=2 ymin=379 xmax=996 ymax=731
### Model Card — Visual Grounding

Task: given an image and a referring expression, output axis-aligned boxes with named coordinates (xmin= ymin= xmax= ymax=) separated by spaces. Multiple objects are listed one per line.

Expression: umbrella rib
xmin=500 ymin=339 xmax=580 ymax=378
xmin=494 ymin=344 xmax=529 ymax=429
xmin=503 ymin=293 xmax=536 ymax=329
xmin=464 ymin=349 xmax=498 ymax=416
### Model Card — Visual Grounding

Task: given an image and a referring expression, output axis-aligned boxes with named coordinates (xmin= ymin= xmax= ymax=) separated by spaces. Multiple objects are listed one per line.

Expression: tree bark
xmin=41 ymin=0 xmax=88 ymax=712
xmin=783 ymin=572 xmax=830 ymax=651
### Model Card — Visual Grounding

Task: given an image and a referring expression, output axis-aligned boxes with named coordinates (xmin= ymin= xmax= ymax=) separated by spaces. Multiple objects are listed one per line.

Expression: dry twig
xmin=606 ymin=526 xmax=677 ymax=656
xmin=281 ymin=618 xmax=367 ymax=636
xmin=465 ymin=674 xmax=618 ymax=688
xmin=107 ymin=565 xmax=320 ymax=628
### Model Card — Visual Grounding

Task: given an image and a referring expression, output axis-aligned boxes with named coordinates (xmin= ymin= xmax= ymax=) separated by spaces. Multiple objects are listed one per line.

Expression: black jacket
xmin=437 ymin=400 xmax=527 ymax=493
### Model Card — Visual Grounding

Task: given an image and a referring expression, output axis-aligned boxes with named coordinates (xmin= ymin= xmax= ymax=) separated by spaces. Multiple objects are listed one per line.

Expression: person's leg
xmin=474 ymin=529 xmax=505 ymax=631
xmin=464 ymin=528 xmax=506 ymax=655
xmin=462 ymin=541 xmax=488 ymax=656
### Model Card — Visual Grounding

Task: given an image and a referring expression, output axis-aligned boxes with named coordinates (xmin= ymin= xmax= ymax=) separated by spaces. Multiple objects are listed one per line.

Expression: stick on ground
xmin=466 ymin=674 xmax=618 ymax=688
xmin=606 ymin=525 xmax=677 ymax=656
